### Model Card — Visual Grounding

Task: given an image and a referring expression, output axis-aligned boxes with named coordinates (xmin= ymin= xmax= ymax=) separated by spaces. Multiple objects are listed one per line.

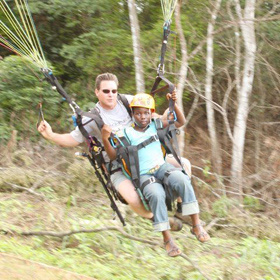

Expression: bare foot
xmin=191 ymin=224 xmax=210 ymax=243
xmin=164 ymin=239 xmax=182 ymax=257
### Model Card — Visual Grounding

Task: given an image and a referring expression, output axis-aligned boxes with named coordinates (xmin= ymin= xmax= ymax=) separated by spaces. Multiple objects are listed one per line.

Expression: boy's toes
xmin=164 ymin=238 xmax=182 ymax=257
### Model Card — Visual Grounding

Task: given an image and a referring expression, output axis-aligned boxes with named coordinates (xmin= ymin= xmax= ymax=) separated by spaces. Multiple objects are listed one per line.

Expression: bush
xmin=243 ymin=196 xmax=264 ymax=212
xmin=212 ymin=196 xmax=238 ymax=218
xmin=0 ymin=56 xmax=61 ymax=142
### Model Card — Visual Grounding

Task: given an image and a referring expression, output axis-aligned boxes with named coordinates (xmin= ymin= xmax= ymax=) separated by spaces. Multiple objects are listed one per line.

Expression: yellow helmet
xmin=130 ymin=93 xmax=155 ymax=112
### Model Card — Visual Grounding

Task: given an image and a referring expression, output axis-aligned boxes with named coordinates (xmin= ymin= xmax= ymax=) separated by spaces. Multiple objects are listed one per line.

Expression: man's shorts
xmin=110 ymin=170 xmax=129 ymax=192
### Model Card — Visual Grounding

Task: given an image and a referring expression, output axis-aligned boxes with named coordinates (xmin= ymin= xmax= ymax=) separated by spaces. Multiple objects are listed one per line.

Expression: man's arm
xmin=37 ymin=120 xmax=80 ymax=147
xmin=101 ymin=124 xmax=117 ymax=160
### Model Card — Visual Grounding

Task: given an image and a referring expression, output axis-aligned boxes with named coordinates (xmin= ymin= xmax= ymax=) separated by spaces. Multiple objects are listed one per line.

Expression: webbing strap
xmin=141 ymin=176 xmax=162 ymax=190
xmin=157 ymin=123 xmax=184 ymax=169
xmin=136 ymin=135 xmax=159 ymax=150
xmin=163 ymin=168 xmax=181 ymax=211
xmin=80 ymin=108 xmax=104 ymax=130
xmin=127 ymin=146 xmax=140 ymax=188
xmin=159 ymin=22 xmax=171 ymax=72
xmin=118 ymin=94 xmax=132 ymax=118
xmin=167 ymin=123 xmax=183 ymax=166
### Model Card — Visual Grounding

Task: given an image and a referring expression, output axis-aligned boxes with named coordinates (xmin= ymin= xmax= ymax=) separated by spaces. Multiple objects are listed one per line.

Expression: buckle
xmin=153 ymin=135 xmax=159 ymax=141
xmin=149 ymin=176 xmax=156 ymax=184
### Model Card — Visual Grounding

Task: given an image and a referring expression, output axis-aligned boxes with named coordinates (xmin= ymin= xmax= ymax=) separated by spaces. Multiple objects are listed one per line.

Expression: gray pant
xmin=140 ymin=162 xmax=199 ymax=232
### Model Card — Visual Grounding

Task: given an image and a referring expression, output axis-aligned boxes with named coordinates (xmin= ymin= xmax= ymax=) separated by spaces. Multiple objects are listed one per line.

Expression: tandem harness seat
xmin=110 ymin=117 xmax=185 ymax=212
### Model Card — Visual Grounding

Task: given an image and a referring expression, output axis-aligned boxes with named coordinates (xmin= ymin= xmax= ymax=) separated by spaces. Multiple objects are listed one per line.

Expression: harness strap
xmin=110 ymin=134 xmax=159 ymax=154
xmin=136 ymin=134 xmax=159 ymax=149
xmin=157 ymin=123 xmax=184 ymax=169
xmin=167 ymin=123 xmax=183 ymax=166
xmin=118 ymin=94 xmax=132 ymax=117
xmin=163 ymin=168 xmax=182 ymax=211
xmin=80 ymin=108 xmax=104 ymax=130
xmin=141 ymin=176 xmax=162 ymax=190
xmin=127 ymin=146 xmax=140 ymax=187
xmin=76 ymin=93 xmax=131 ymax=131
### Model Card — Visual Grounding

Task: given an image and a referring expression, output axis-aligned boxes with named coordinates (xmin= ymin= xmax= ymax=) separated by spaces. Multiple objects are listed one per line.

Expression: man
xmin=38 ymin=73 xmax=192 ymax=224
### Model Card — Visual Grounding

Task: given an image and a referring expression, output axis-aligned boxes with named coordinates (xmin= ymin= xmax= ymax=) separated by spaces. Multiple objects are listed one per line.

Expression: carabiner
xmin=167 ymin=110 xmax=177 ymax=122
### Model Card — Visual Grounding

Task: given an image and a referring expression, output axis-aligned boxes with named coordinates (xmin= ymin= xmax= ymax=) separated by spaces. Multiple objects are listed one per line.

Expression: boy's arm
xmin=173 ymin=102 xmax=186 ymax=127
xmin=101 ymin=125 xmax=117 ymax=160
xmin=160 ymin=92 xmax=186 ymax=128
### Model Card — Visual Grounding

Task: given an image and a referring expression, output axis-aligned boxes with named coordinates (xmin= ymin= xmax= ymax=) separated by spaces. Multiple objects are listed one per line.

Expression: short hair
xmin=95 ymin=73 xmax=119 ymax=90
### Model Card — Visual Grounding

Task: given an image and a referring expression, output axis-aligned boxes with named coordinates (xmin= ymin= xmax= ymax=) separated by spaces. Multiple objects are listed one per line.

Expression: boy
xmin=102 ymin=93 xmax=210 ymax=257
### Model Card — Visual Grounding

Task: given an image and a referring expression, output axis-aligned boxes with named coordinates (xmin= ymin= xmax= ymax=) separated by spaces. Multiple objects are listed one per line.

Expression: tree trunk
xmin=127 ymin=0 xmax=145 ymax=93
xmin=205 ymin=0 xmax=222 ymax=174
xmin=174 ymin=1 xmax=188 ymax=154
xmin=231 ymin=0 xmax=256 ymax=194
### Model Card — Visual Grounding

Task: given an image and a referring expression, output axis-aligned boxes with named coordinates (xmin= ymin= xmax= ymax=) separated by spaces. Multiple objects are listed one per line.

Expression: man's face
xmin=95 ymin=80 xmax=118 ymax=110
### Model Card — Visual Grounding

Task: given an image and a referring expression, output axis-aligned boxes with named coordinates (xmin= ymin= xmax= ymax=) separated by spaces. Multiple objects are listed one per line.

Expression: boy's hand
xmin=101 ymin=124 xmax=112 ymax=139
xmin=166 ymin=88 xmax=177 ymax=102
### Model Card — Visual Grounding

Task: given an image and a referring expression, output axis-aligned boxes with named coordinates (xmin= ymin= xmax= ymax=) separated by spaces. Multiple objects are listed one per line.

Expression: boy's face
xmin=133 ymin=107 xmax=151 ymax=128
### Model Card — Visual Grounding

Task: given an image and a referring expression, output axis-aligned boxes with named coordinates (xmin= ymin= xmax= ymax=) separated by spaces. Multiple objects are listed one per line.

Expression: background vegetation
xmin=0 ymin=0 xmax=279 ymax=279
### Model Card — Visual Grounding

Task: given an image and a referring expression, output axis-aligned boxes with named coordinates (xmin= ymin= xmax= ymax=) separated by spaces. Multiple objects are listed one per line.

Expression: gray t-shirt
xmin=70 ymin=94 xmax=134 ymax=163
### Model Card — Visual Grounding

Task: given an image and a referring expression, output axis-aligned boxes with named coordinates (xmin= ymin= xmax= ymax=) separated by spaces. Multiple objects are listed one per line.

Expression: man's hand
xmin=37 ymin=120 xmax=53 ymax=140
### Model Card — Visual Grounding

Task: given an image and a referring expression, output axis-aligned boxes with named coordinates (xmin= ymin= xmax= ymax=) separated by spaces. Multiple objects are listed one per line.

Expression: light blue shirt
xmin=122 ymin=120 xmax=165 ymax=175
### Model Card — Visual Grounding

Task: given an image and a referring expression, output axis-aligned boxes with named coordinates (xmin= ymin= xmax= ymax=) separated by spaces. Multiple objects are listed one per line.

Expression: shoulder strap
xmin=117 ymin=94 xmax=132 ymax=117
xmin=153 ymin=118 xmax=184 ymax=170
xmin=81 ymin=95 xmax=131 ymax=131
xmin=75 ymin=107 xmax=105 ymax=133
xmin=154 ymin=118 xmax=163 ymax=129
xmin=87 ymin=107 xmax=104 ymax=131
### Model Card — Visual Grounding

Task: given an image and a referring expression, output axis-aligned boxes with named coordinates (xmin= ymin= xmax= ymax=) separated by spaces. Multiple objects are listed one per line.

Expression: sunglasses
xmin=101 ymin=89 xmax=118 ymax=94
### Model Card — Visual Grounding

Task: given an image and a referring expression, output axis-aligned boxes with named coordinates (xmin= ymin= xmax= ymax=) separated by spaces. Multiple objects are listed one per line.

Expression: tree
xmin=231 ymin=0 xmax=256 ymax=193
xmin=174 ymin=0 xmax=188 ymax=154
xmin=127 ymin=0 xmax=145 ymax=92
xmin=205 ymin=0 xmax=222 ymax=174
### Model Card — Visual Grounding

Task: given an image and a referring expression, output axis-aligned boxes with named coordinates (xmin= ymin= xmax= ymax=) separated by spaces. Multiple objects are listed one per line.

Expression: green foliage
xmin=212 ymin=196 xmax=238 ymax=218
xmin=0 ymin=144 xmax=279 ymax=279
xmin=0 ymin=56 xmax=61 ymax=142
xmin=202 ymin=160 xmax=211 ymax=177
xmin=0 ymin=122 xmax=13 ymax=143
xmin=243 ymin=196 xmax=264 ymax=212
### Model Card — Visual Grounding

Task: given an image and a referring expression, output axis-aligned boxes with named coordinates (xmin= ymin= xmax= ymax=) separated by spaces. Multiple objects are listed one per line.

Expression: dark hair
xmin=95 ymin=73 xmax=119 ymax=90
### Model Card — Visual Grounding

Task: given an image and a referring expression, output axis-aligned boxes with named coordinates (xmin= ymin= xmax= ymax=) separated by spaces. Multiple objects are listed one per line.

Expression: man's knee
xmin=117 ymin=180 xmax=140 ymax=205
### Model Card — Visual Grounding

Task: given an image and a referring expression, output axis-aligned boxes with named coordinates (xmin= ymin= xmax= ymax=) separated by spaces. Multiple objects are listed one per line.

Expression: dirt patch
xmin=0 ymin=253 xmax=96 ymax=280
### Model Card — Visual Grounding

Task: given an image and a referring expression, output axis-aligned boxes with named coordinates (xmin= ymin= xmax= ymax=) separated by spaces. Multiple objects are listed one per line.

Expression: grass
xmin=0 ymin=146 xmax=279 ymax=279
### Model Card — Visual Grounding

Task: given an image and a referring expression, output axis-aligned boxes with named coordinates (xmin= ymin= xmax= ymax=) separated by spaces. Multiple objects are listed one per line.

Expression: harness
xmin=111 ymin=119 xmax=184 ymax=211
xmin=42 ymin=69 xmax=127 ymax=226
